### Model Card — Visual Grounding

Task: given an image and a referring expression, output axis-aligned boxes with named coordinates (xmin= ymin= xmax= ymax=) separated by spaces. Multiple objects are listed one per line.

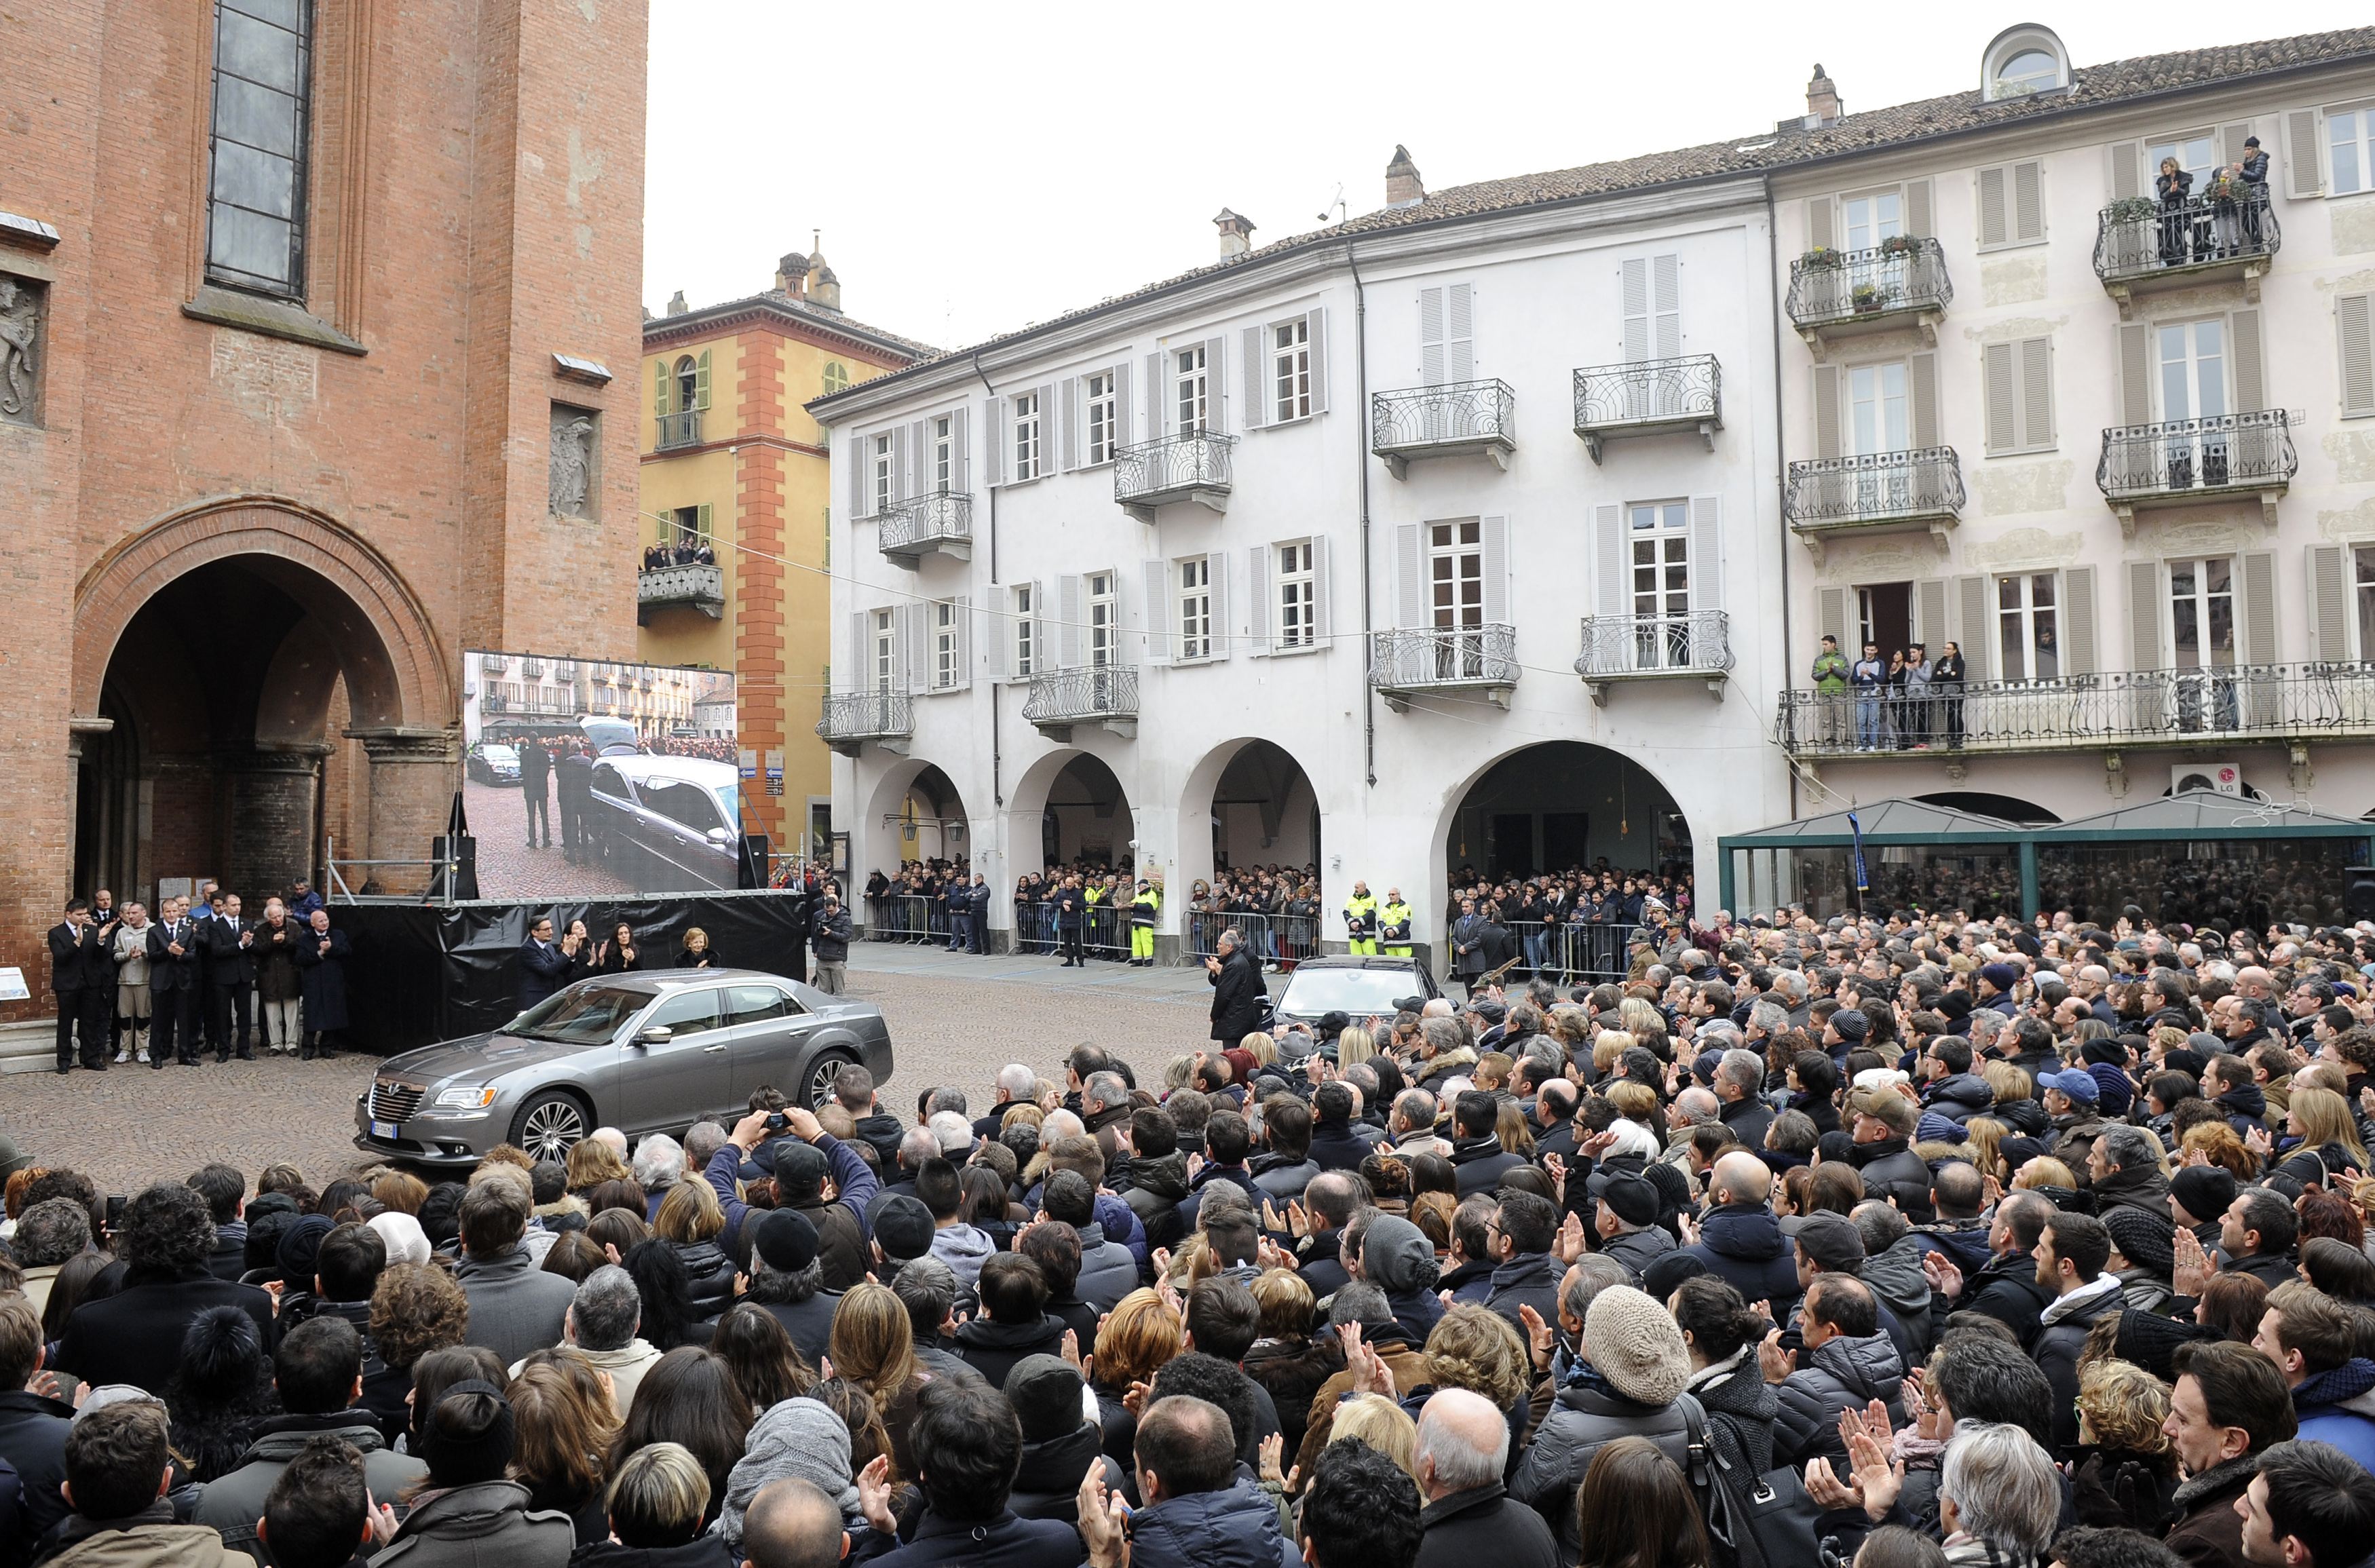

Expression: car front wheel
xmin=803 ymin=1050 xmax=853 ymax=1111
xmin=510 ymin=1090 xmax=590 ymax=1161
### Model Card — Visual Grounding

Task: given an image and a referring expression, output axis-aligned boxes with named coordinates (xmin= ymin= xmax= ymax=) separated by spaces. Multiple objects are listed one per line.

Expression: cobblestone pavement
xmin=2 ymin=945 xmax=1245 ymax=1191
xmin=463 ymin=778 xmax=639 ymax=899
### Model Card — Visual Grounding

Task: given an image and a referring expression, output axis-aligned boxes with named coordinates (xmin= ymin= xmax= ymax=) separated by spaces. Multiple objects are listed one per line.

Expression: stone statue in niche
xmin=549 ymin=410 xmax=594 ymax=517
xmin=0 ymin=275 xmax=40 ymax=422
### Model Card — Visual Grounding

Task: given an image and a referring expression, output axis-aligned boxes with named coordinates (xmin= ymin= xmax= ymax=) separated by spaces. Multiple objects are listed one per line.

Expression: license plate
xmin=371 ymin=1120 xmax=398 ymax=1139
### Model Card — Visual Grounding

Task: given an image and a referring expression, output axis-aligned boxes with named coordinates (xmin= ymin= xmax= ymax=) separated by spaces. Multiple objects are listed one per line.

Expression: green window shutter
xmin=696 ymin=349 xmax=712 ymax=410
xmin=697 ymin=503 xmax=712 ymax=545
xmin=654 ymin=361 xmax=670 ymax=417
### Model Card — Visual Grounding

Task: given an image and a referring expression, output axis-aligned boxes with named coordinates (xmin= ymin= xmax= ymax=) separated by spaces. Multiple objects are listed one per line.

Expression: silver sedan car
xmin=352 ymin=967 xmax=894 ymax=1166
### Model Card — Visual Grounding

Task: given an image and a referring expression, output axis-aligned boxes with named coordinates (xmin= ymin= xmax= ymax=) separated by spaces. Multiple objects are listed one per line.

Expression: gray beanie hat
xmin=1361 ymin=1214 xmax=1441 ymax=1296
xmin=1583 ymin=1285 xmax=1692 ymax=1407
xmin=715 ymin=1397 xmax=860 ymax=1548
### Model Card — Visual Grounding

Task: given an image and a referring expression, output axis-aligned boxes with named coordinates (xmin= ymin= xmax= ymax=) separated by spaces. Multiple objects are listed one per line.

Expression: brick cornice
xmin=644 ymin=300 xmax=917 ymax=367
xmin=640 ymin=432 xmax=827 ymax=463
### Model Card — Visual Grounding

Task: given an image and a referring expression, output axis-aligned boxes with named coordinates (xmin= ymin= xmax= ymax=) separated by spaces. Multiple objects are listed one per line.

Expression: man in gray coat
xmin=1043 ymin=1171 xmax=1135 ymax=1314
xmin=193 ymin=1316 xmax=425 ymax=1561
xmin=451 ymin=1177 xmax=575 ymax=1366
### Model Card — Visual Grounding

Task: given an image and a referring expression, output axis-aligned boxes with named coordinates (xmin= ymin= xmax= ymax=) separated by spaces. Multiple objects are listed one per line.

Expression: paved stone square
xmin=1 ymin=942 xmax=1239 ymax=1193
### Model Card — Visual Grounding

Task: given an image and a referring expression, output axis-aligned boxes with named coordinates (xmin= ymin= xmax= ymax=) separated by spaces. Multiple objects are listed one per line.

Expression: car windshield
xmin=484 ymin=746 xmax=517 ymax=761
xmin=1278 ymin=967 xmax=1419 ymax=1016
xmin=506 ymin=984 xmax=648 ymax=1044
xmin=713 ymin=784 xmax=743 ymax=829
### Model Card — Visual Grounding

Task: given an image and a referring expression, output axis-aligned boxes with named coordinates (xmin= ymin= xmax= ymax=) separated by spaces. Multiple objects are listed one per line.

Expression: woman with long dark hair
xmin=707 ymin=1303 xmax=814 ymax=1413
xmin=621 ymin=1240 xmax=712 ymax=1351
xmin=507 ymin=1354 xmax=621 ymax=1543
xmin=608 ymin=1347 xmax=751 ymax=1529
xmin=1574 ymin=1436 xmax=1712 ymax=1568
xmin=164 ymin=1305 xmax=278 ymax=1483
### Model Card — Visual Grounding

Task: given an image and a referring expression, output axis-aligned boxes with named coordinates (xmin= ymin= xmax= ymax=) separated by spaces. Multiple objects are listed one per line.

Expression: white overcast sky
xmin=644 ymin=3 xmax=2370 ymax=351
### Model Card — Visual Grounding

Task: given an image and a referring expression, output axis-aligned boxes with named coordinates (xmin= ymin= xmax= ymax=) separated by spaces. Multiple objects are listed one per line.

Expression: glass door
xmin=1629 ymin=502 xmax=1691 ymax=669
xmin=2157 ymin=319 xmax=2228 ymax=489
xmin=1846 ymin=362 xmax=1910 ymax=516
xmin=1428 ymin=519 xmax=1484 ymax=678
xmin=2168 ymin=556 xmax=2239 ymax=731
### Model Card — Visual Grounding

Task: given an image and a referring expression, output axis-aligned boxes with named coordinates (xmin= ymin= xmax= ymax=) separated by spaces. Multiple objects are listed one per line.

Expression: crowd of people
xmin=43 ymin=881 xmax=347 ymax=1074
xmin=641 ymin=539 xmax=717 ymax=571
xmin=12 ymin=907 xmax=2375 ymax=1568
xmin=1808 ymin=634 xmax=1975 ymax=753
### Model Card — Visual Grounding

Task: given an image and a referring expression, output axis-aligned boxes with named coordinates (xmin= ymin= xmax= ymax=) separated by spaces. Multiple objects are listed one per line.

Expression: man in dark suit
xmin=51 ymin=1182 xmax=273 ymax=1395
xmin=199 ymin=892 xmax=257 ymax=1061
xmin=147 ymin=894 xmax=204 ymax=1068
xmin=518 ymin=737 xmax=554 ymax=849
xmin=517 ymin=915 xmax=573 ymax=1009
xmin=83 ymin=889 xmax=121 ymax=1063
xmin=555 ymin=742 xmax=594 ymax=863
xmin=47 ymin=899 xmax=102 ymax=1074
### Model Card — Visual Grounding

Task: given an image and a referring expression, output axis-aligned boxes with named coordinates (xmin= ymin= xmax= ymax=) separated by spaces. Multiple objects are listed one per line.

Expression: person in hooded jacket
xmin=370 ymin=1381 xmax=576 ymax=1568
xmin=566 ymin=1442 xmax=734 ymax=1568
xmin=2085 ymin=1125 xmax=2172 ymax=1222
xmin=1098 ymin=1393 xmax=1297 ymax=1568
xmin=1916 ymin=1037 xmax=1996 ymax=1126
xmin=951 ymin=1255 xmax=1069 ymax=1390
xmin=850 ymin=1379 xmax=1082 ymax=1568
xmin=2043 ymin=1069 xmax=2109 ymax=1172
xmin=1361 ymin=1214 xmax=1445 ymax=1345
xmin=1002 ymin=1356 xmax=1126 ymax=1525
xmin=1851 ymin=1202 xmax=1937 ymax=1358
xmin=1762 ymin=1274 xmax=1906 ymax=1470
xmin=43 ymin=1402 xmax=243 ymax=1568
xmin=1672 ymin=1153 xmax=1802 ymax=1310
xmin=1510 ymin=1284 xmax=1695 ymax=1562
xmin=911 ymin=1160 xmax=993 ymax=1291
xmin=2256 ymin=1280 xmax=2375 ymax=1472
xmin=1671 ymin=1276 xmax=1779 ymax=1483
xmin=649 ymin=1184 xmax=735 ymax=1323
xmin=2030 ymin=1215 xmax=2128 ymax=1456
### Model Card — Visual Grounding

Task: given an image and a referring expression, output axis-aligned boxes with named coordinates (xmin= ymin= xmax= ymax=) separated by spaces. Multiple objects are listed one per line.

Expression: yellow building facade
xmin=638 ymin=250 xmax=930 ymax=864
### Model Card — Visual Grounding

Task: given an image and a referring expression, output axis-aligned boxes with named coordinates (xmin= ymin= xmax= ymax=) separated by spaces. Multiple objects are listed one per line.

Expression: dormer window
xmin=1983 ymin=25 xmax=2070 ymax=100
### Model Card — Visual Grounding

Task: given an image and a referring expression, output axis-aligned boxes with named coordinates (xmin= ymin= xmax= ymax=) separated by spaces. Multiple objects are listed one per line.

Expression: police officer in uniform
xmin=1082 ymin=871 xmax=1110 ymax=961
xmin=1344 ymin=880 xmax=1379 ymax=957
xmin=1379 ymin=887 xmax=1414 ymax=959
xmin=1128 ymin=877 xmax=1161 ymax=966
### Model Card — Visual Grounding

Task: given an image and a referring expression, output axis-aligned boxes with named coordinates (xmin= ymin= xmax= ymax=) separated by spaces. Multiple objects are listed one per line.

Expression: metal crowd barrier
xmin=1184 ymin=911 xmax=1323 ymax=968
xmin=864 ymin=894 xmax=934 ymax=943
xmin=1497 ymin=920 xmax=1639 ymax=984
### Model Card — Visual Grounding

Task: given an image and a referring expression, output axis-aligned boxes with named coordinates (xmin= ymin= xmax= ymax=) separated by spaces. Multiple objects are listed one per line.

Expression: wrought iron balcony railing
xmin=482 ymin=689 xmax=575 ymax=717
xmin=1571 ymin=356 xmax=1722 ymax=462
xmin=1776 ymin=663 xmax=2375 ymax=757
xmin=637 ymin=562 xmax=724 ymax=623
xmin=656 ymin=410 xmax=704 ymax=451
xmin=1785 ymin=448 xmax=1964 ymax=556
xmin=876 ymin=491 xmax=974 ymax=564
xmin=2096 ymin=411 xmax=2295 ymax=533
xmin=478 ymin=653 xmax=508 ymax=674
xmin=1370 ymin=379 xmax=1517 ymax=476
xmin=1114 ymin=430 xmax=1232 ymax=520
xmin=817 ymin=690 xmax=914 ymax=754
xmin=1576 ymin=611 xmax=1733 ymax=704
xmin=520 ymin=657 xmax=544 ymax=678
xmin=1787 ymin=239 xmax=1952 ymax=336
xmin=2093 ymin=193 xmax=2279 ymax=303
xmin=1024 ymin=665 xmax=1140 ymax=740
xmin=1369 ymin=625 xmax=1521 ymax=710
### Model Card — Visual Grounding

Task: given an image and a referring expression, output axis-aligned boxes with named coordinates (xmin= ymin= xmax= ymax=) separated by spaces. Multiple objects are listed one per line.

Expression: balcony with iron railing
xmin=655 ymin=409 xmax=704 ymax=451
xmin=1114 ymin=429 xmax=1233 ymax=520
xmin=1784 ymin=448 xmax=1964 ymax=563
xmin=554 ymin=662 xmax=577 ymax=682
xmin=637 ymin=562 xmax=725 ymax=624
xmin=1775 ymin=663 xmax=2375 ymax=759
xmin=1023 ymin=665 xmax=1140 ymax=741
xmin=478 ymin=653 xmax=508 ymax=674
xmin=816 ymin=690 xmax=915 ymax=757
xmin=875 ymin=491 xmax=974 ymax=565
xmin=1571 ymin=356 xmax=1722 ymax=463
xmin=2095 ymin=410 xmax=2296 ymax=536
xmin=1786 ymin=239 xmax=1952 ymax=352
xmin=482 ymin=689 xmax=576 ymax=718
xmin=2093 ymin=191 xmax=2279 ymax=315
xmin=520 ymin=657 xmax=544 ymax=678
xmin=1575 ymin=611 xmax=1734 ymax=705
xmin=1370 ymin=379 xmax=1517 ymax=478
xmin=1369 ymin=625 xmax=1520 ymax=712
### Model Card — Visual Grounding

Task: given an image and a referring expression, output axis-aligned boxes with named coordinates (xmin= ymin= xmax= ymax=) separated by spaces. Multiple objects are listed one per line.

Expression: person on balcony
xmin=1850 ymin=641 xmax=1886 ymax=750
xmin=1899 ymin=642 xmax=1933 ymax=751
xmin=2238 ymin=135 xmax=2268 ymax=248
xmin=1932 ymin=641 xmax=1969 ymax=750
xmin=1810 ymin=633 xmax=1850 ymax=746
xmin=2156 ymin=157 xmax=2194 ymax=266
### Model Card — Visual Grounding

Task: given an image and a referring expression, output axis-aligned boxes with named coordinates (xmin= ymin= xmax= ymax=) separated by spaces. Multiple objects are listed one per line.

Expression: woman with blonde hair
xmin=2285 ymin=1086 xmax=2372 ymax=1171
xmin=1090 ymin=1288 xmax=1183 ymax=1471
xmin=1242 ymin=1031 xmax=1278 ymax=1069
xmin=1604 ymin=1079 xmax=1664 ymax=1160
xmin=566 ymin=1137 xmax=632 ymax=1195
xmin=1961 ymin=1118 xmax=2009 ymax=1185
xmin=673 ymin=928 xmax=717 ymax=968
xmin=370 ymin=1169 xmax=429 ymax=1217
xmin=1335 ymin=1027 xmax=1376 ymax=1070
xmin=1328 ymin=1393 xmax=1420 ymax=1495
xmin=1495 ymin=1100 xmax=1536 ymax=1157
xmin=508 ymin=1354 xmax=624 ymax=1542
xmin=1591 ymin=1029 xmax=1637 ymax=1077
xmin=825 ymin=1283 xmax=924 ymax=1480
xmin=1423 ymin=1304 xmax=1532 ymax=1413
xmin=2070 ymin=1356 xmax=2178 ymax=1528
xmin=2012 ymin=1155 xmax=2078 ymax=1193
xmin=652 ymin=1179 xmax=734 ymax=1319
xmin=2179 ymin=1122 xmax=2261 ymax=1182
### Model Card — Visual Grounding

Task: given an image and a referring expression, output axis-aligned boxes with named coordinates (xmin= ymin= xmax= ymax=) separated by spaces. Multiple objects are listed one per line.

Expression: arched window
xmin=1996 ymin=50 xmax=2059 ymax=95
xmin=675 ymin=356 xmax=699 ymax=412
xmin=822 ymin=361 xmax=850 ymax=396
xmin=1983 ymin=26 xmax=2069 ymax=100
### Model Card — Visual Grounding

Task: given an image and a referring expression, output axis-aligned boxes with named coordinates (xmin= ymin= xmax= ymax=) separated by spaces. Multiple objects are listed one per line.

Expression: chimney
xmin=1386 ymin=145 xmax=1424 ymax=209
xmin=805 ymin=234 xmax=842 ymax=312
xmin=1213 ymin=208 xmax=1256 ymax=260
xmin=1806 ymin=63 xmax=1842 ymax=126
xmin=665 ymin=289 xmax=688 ymax=316
xmin=774 ymin=252 xmax=809 ymax=297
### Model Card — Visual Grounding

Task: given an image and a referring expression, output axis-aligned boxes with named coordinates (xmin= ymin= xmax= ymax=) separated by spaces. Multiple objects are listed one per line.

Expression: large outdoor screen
xmin=459 ymin=649 xmax=744 ymax=896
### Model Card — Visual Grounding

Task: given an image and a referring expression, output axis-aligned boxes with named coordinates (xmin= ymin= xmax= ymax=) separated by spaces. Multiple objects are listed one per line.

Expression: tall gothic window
xmin=206 ymin=0 xmax=313 ymax=299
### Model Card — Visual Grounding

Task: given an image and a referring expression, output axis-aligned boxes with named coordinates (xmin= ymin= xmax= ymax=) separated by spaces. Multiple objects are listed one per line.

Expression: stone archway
xmin=71 ymin=497 xmax=455 ymax=897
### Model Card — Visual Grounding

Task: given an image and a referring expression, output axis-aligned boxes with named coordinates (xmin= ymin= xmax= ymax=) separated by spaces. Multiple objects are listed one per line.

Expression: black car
xmin=1268 ymin=955 xmax=1443 ymax=1039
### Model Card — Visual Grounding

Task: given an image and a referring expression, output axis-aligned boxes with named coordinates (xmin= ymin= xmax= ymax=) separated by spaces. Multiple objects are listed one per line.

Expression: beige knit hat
xmin=1583 ymin=1284 xmax=1692 ymax=1407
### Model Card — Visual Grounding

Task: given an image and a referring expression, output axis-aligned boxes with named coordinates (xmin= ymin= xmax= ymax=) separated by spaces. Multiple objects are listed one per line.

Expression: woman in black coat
xmin=1206 ymin=929 xmax=1266 ymax=1046
xmin=294 ymin=911 xmax=349 ymax=1058
xmin=591 ymin=921 xmax=643 ymax=975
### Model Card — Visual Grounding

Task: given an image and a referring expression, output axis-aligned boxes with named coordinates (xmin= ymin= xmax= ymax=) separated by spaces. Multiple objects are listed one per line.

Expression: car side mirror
xmin=635 ymin=1025 xmax=673 ymax=1046
xmin=706 ymin=828 xmax=734 ymax=845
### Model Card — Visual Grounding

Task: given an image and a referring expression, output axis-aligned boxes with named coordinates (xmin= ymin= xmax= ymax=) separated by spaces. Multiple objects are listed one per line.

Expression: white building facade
xmin=1757 ymin=25 xmax=2375 ymax=907
xmin=813 ymin=172 xmax=1794 ymax=960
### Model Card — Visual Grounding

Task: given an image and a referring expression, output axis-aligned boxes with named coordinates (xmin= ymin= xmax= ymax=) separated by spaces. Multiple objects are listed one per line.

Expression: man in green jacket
xmin=1810 ymin=634 xmax=1850 ymax=746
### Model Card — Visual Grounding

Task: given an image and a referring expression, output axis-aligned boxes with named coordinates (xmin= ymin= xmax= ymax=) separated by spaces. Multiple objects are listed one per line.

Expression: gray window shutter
xmin=2118 ymin=324 xmax=2152 ymax=425
xmin=2108 ymin=141 xmax=2142 ymax=202
xmin=890 ymin=426 xmax=909 ymax=500
xmin=1396 ymin=523 xmax=1424 ymax=628
xmin=1030 ymin=580 xmax=1048 ymax=678
xmin=1915 ymin=579 xmax=1948 ymax=645
xmin=2065 ymin=566 xmax=2098 ymax=676
xmin=1983 ymin=343 xmax=2017 ymax=455
xmin=847 ymin=611 xmax=865 ymax=689
xmin=1201 ymin=338 xmax=1226 ymax=433
xmin=907 ymin=421 xmax=927 ymax=493
xmin=1806 ymin=197 xmax=1834 ymax=252
xmin=1248 ymin=546 xmax=1271 ymax=655
xmin=1953 ymin=575 xmax=1990 ymax=681
xmin=951 ymin=406 xmax=970 ymax=493
xmin=1309 ymin=537 xmax=1331 ymax=641
xmin=1595 ymin=505 xmax=1625 ymax=619
xmin=1910 ymin=351 xmax=1939 ymax=448
xmin=1143 ymin=560 xmax=1171 ymax=663
xmin=1622 ymin=259 xmax=1650 ymax=362
xmin=1446 ymin=284 xmax=1475 ymax=383
xmin=2127 ymin=560 xmax=2161 ymax=671
xmin=1817 ymin=588 xmax=1848 ymax=655
xmin=2231 ymin=308 xmax=2266 ymax=412
xmin=1419 ymin=286 xmax=1445 ymax=384
xmin=1690 ymin=497 xmax=1722 ymax=613
xmin=847 ymin=436 xmax=865 ymax=517
xmin=1209 ymin=554 xmax=1231 ymax=663
xmin=905 ymin=604 xmax=930 ymax=695
xmin=1905 ymin=178 xmax=1933 ymax=240
xmin=984 ymin=398 xmax=1006 ymax=486
xmin=2013 ymin=161 xmax=2045 ymax=243
xmin=1977 ymin=167 xmax=2009 ymax=248
xmin=990 ymin=592 xmax=1010 ymax=680
xmin=1145 ymin=353 xmax=1163 ymax=438
xmin=1112 ymin=360 xmax=1133 ymax=451
xmin=1306 ymin=311 xmax=1329 ymax=413
xmin=1813 ymin=365 xmax=1842 ymax=458
xmin=1057 ymin=575 xmax=1082 ymax=668
xmin=2341 ymin=294 xmax=2375 ymax=419
xmin=1059 ymin=378 xmax=1080 ymax=470
xmin=2287 ymin=110 xmax=2323 ymax=199
xmin=2243 ymin=552 xmax=2278 ymax=666
xmin=1242 ymin=326 xmax=1267 ymax=428
xmin=2222 ymin=121 xmax=2257 ymax=169
xmin=1481 ymin=514 xmax=1510 ymax=625
xmin=1654 ymin=255 xmax=1682 ymax=359
xmin=954 ymin=596 xmax=974 ymax=688
xmin=2019 ymin=337 xmax=2054 ymax=449
xmin=1038 ymin=383 xmax=1059 ymax=469
xmin=2313 ymin=544 xmax=2349 ymax=660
